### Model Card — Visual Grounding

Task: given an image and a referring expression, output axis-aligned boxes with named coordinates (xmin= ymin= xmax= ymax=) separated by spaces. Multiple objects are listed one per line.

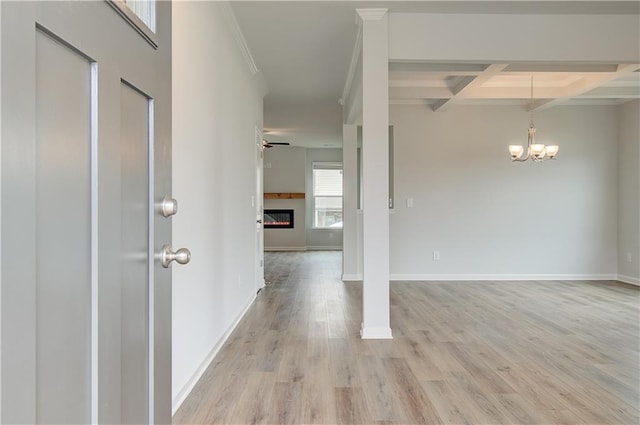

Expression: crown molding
xmin=218 ymin=2 xmax=260 ymax=75
xmin=356 ymin=8 xmax=388 ymax=22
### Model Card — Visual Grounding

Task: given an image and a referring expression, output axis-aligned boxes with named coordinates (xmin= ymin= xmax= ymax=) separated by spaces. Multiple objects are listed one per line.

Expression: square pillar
xmin=358 ymin=8 xmax=392 ymax=339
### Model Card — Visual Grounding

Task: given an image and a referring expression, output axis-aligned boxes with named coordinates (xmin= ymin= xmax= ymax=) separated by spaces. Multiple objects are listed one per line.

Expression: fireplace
xmin=264 ymin=209 xmax=294 ymax=229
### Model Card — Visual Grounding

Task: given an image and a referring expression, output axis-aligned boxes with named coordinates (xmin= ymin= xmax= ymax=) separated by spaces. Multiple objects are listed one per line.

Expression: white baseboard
xmin=264 ymin=246 xmax=306 ymax=252
xmin=306 ymin=246 xmax=342 ymax=251
xmin=342 ymin=273 xmax=628 ymax=283
xmin=389 ymin=273 xmax=619 ymax=281
xmin=360 ymin=324 xmax=393 ymax=339
xmin=171 ymin=292 xmax=257 ymax=415
xmin=618 ymin=274 xmax=640 ymax=286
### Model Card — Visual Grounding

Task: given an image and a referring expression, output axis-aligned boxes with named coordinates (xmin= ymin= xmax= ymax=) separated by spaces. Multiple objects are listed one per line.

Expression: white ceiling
xmin=231 ymin=1 xmax=640 ymax=148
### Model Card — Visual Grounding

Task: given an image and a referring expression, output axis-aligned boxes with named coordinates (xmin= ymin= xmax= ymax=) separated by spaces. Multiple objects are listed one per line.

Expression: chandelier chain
xmin=530 ymin=75 xmax=534 ymax=125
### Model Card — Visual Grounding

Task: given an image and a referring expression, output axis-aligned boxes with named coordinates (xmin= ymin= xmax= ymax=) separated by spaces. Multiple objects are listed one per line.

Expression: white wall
xmin=172 ymin=1 xmax=264 ymax=412
xmin=306 ymin=148 xmax=343 ymax=250
xmin=263 ymin=147 xmax=306 ymax=250
xmin=617 ymin=100 xmax=640 ymax=284
xmin=387 ymin=104 xmax=619 ymax=279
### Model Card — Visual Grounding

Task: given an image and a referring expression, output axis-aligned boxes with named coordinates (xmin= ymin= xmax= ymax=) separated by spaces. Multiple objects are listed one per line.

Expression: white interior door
xmin=1 ymin=1 xmax=173 ymax=423
xmin=256 ymin=129 xmax=265 ymax=290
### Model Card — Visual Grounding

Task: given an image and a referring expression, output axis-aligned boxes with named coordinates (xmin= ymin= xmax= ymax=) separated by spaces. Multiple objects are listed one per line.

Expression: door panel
xmin=1 ymin=2 xmax=173 ymax=424
xmin=35 ymin=28 xmax=92 ymax=424
xmin=119 ymin=82 xmax=150 ymax=424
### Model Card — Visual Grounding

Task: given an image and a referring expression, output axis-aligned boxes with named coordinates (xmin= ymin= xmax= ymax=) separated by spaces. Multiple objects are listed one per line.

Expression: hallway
xmin=174 ymin=251 xmax=639 ymax=424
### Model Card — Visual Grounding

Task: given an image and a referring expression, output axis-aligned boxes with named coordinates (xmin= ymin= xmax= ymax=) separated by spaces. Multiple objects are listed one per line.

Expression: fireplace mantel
xmin=264 ymin=192 xmax=305 ymax=199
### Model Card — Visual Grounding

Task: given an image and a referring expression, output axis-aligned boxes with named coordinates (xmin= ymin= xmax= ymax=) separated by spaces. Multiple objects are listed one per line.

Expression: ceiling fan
xmin=262 ymin=139 xmax=290 ymax=149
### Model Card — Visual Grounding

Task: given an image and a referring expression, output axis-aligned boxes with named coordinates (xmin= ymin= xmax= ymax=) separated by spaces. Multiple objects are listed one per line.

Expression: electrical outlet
xmin=407 ymin=198 xmax=414 ymax=208
xmin=627 ymin=252 xmax=633 ymax=263
xmin=433 ymin=251 xmax=440 ymax=261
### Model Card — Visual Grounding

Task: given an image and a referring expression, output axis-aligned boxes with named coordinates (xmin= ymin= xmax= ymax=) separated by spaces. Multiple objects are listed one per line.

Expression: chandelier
xmin=509 ymin=76 xmax=559 ymax=162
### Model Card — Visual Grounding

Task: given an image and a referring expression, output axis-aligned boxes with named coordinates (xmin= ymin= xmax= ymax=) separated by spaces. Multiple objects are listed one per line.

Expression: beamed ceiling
xmin=388 ymin=62 xmax=640 ymax=110
xmin=231 ymin=2 xmax=640 ymax=148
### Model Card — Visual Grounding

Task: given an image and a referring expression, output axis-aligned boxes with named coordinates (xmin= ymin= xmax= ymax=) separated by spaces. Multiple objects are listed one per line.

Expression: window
xmin=108 ymin=0 xmax=157 ymax=48
xmin=313 ymin=163 xmax=343 ymax=229
xmin=123 ymin=0 xmax=156 ymax=32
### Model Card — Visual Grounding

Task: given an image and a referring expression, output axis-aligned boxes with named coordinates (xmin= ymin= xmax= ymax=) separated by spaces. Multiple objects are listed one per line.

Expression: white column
xmin=358 ymin=8 xmax=392 ymax=339
xmin=342 ymin=124 xmax=358 ymax=281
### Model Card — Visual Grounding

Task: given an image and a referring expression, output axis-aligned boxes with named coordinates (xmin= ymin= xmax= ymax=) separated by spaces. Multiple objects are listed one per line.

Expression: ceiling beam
xmin=577 ymin=86 xmax=640 ymax=98
xmin=503 ymin=63 xmax=619 ymax=73
xmin=389 ymin=99 xmax=436 ymax=106
xmin=389 ymin=62 xmax=487 ymax=74
xmin=465 ymin=86 xmax=569 ymax=99
xmin=432 ymin=64 xmax=508 ymax=111
xmin=389 ymin=86 xmax=453 ymax=99
xmin=389 ymin=79 xmax=450 ymax=88
xmin=529 ymin=63 xmax=640 ymax=110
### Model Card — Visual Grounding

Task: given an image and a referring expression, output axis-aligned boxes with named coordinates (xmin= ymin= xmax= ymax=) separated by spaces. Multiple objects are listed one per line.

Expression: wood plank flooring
xmin=173 ymin=251 xmax=640 ymax=424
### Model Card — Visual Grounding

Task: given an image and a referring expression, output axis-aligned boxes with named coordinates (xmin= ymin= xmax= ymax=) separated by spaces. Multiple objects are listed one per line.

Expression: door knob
xmin=161 ymin=245 xmax=191 ymax=268
xmin=160 ymin=196 xmax=178 ymax=217
xmin=257 ymin=219 xmax=263 ymax=224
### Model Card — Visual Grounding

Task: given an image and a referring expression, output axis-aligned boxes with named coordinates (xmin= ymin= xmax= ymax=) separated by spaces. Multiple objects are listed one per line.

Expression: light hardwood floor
xmin=173 ymin=251 xmax=639 ymax=424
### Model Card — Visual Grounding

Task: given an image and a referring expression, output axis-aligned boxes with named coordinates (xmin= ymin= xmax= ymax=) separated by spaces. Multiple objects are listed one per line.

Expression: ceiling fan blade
xmin=262 ymin=139 xmax=289 ymax=148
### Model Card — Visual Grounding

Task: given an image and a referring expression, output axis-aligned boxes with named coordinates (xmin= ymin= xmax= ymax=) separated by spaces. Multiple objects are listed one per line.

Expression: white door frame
xmin=255 ymin=127 xmax=265 ymax=292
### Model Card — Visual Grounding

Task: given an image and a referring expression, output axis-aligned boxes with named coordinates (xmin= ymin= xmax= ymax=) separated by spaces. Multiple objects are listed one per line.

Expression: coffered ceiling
xmin=231 ymin=1 xmax=640 ymax=148
xmin=388 ymin=62 xmax=640 ymax=110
